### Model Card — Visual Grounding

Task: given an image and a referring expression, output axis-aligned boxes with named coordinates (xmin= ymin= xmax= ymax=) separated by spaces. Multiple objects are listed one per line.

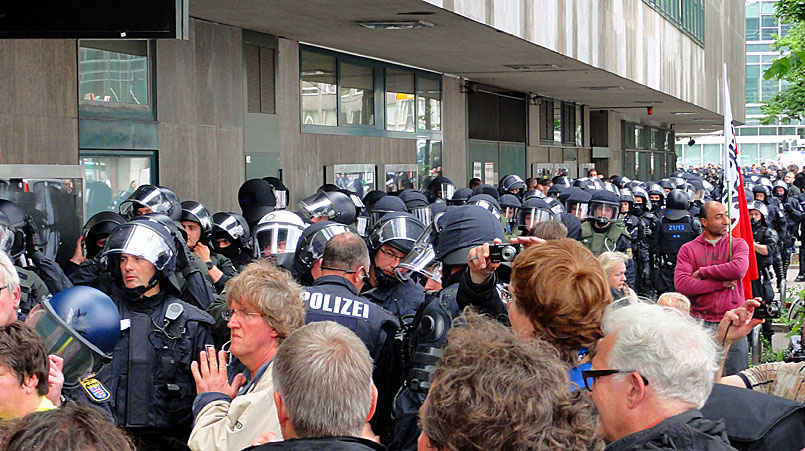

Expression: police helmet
xmin=670 ymin=177 xmax=686 ymax=190
xmin=467 ymin=194 xmax=501 ymax=220
xmin=588 ymin=190 xmax=620 ymax=223
xmin=688 ymin=179 xmax=705 ymax=202
xmin=631 ymin=187 xmax=653 ymax=213
xmin=297 ymin=190 xmax=357 ymax=225
xmin=522 ymin=189 xmax=545 ymax=201
xmin=498 ymin=194 xmax=521 ymax=221
xmin=435 ymin=205 xmax=505 ymax=266
xmin=619 ymin=188 xmax=635 ymax=204
xmin=239 ymin=179 xmax=277 ymax=228
xmin=663 ymin=189 xmax=691 ymax=221
xmin=545 ymin=197 xmax=565 ymax=215
xmin=774 ymin=180 xmax=788 ymax=198
xmin=25 ymin=286 xmax=120 ymax=388
xmin=180 ymin=201 xmax=214 ymax=246
xmin=362 ymin=190 xmax=387 ymax=213
xmin=82 ymin=211 xmax=125 ymax=260
xmin=518 ymin=198 xmax=554 ymax=229
xmin=552 ymin=175 xmax=572 ymax=188
xmin=499 ymin=174 xmax=525 ymax=195
xmin=471 ymin=184 xmax=500 ymax=200
xmin=749 ymin=200 xmax=769 ymax=226
xmin=448 ymin=187 xmax=473 ymax=206
xmin=264 ymin=177 xmax=289 ymax=210
xmin=427 ymin=176 xmax=455 ymax=203
xmin=101 ymin=217 xmax=177 ymax=283
xmin=294 ymin=221 xmax=357 ymax=271
xmin=158 ymin=187 xmax=182 ymax=221
xmin=119 ymin=185 xmax=175 ymax=220
xmin=399 ymin=190 xmax=432 ymax=226
xmin=369 ymin=195 xmax=408 ymax=227
xmin=759 ymin=177 xmax=774 ymax=189
xmin=367 ymin=212 xmax=426 ymax=257
xmin=602 ymin=182 xmax=619 ymax=195
xmin=251 ymin=210 xmax=307 ymax=270
xmin=565 ymin=189 xmax=592 ymax=220
xmin=657 ymin=180 xmax=673 ymax=193
xmin=0 ymin=199 xmax=27 ymax=259
xmin=211 ymin=212 xmax=251 ymax=252
xmin=547 ymin=184 xmax=565 ymax=199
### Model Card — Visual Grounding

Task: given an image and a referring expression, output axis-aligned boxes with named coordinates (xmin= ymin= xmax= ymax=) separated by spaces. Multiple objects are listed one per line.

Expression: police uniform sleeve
xmin=68 ymin=258 xmax=106 ymax=286
xmin=30 ymin=251 xmax=73 ymax=294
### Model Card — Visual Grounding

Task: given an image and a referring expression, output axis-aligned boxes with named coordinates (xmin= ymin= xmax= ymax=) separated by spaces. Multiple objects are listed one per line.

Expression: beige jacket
xmin=188 ymin=361 xmax=281 ymax=451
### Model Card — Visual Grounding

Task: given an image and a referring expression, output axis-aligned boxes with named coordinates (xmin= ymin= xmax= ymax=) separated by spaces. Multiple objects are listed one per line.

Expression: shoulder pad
xmin=169 ymin=298 xmax=215 ymax=325
xmin=80 ymin=375 xmax=111 ymax=403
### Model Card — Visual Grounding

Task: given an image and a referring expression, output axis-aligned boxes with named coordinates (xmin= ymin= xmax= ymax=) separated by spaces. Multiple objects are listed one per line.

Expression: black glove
xmin=22 ymin=218 xmax=38 ymax=259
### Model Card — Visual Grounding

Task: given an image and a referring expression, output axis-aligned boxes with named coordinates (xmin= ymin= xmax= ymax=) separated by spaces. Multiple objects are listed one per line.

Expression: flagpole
xmin=723 ymin=64 xmax=732 ymax=261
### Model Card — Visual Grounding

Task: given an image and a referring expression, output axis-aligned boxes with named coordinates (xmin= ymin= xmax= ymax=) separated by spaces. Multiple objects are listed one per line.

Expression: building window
xmin=80 ymin=151 xmax=157 ymax=218
xmin=79 ymin=40 xmax=150 ymax=107
xmin=385 ymin=68 xmax=415 ymax=132
xmin=339 ymin=62 xmax=374 ymax=126
xmin=245 ymin=44 xmax=275 ymax=114
xmin=417 ymin=138 xmax=442 ymax=188
xmin=575 ymin=105 xmax=584 ymax=146
xmin=301 ymin=51 xmax=337 ymax=126
xmin=643 ymin=0 xmax=705 ymax=46
xmin=553 ymin=102 xmax=562 ymax=143
xmin=417 ymin=76 xmax=441 ymax=131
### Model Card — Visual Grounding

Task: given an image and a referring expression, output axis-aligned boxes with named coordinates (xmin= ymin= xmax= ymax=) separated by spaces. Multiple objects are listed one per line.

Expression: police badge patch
xmin=80 ymin=376 xmax=110 ymax=402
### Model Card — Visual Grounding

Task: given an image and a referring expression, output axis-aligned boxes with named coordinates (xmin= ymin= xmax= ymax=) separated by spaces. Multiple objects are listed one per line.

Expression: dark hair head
xmin=0 ymin=322 xmax=49 ymax=396
xmin=0 ymin=404 xmax=134 ymax=450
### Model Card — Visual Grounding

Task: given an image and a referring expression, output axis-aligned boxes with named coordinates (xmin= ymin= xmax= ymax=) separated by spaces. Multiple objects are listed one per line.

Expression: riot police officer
xmin=426 ymin=176 xmax=455 ymax=204
xmin=579 ymin=190 xmax=637 ymax=287
xmin=181 ymin=201 xmax=237 ymax=294
xmin=620 ymin=189 xmax=652 ymax=297
xmin=650 ymin=189 xmax=702 ymax=295
xmin=390 ymin=204 xmax=507 ymax=451
xmin=301 ymin=231 xmax=401 ymax=441
xmin=0 ymin=199 xmax=49 ymax=314
xmin=237 ymin=178 xmax=277 ymax=229
xmin=92 ymin=216 xmax=214 ymax=450
xmin=210 ymin=212 xmax=253 ymax=272
xmin=498 ymin=194 xmax=522 ymax=239
xmin=773 ymin=180 xmax=802 ymax=283
xmin=632 ymin=187 xmax=658 ymax=297
xmin=399 ymin=190 xmax=432 ymax=225
xmin=749 ymin=201 xmax=779 ymax=342
xmin=118 ymin=185 xmax=180 ymax=221
xmin=362 ymin=212 xmax=427 ymax=322
xmin=518 ymin=197 xmax=554 ymax=235
xmin=498 ymin=174 xmax=526 ymax=198
xmin=250 ymin=210 xmax=308 ymax=272
xmin=297 ymin=190 xmax=357 ymax=225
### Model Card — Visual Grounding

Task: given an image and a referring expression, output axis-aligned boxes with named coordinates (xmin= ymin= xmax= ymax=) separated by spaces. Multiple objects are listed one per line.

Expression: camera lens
xmin=501 ymin=245 xmax=516 ymax=262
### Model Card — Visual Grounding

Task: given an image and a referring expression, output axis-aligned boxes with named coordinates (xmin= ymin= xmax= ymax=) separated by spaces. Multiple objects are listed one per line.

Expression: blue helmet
xmin=25 ymin=286 xmax=120 ymax=387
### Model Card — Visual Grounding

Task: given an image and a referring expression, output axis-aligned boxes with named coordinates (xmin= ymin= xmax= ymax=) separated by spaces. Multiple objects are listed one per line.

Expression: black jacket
xmin=605 ymin=409 xmax=734 ymax=451
xmin=246 ymin=436 xmax=386 ymax=450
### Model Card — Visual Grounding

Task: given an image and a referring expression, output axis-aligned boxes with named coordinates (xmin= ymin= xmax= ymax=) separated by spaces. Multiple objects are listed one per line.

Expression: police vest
xmin=580 ymin=221 xmax=628 ymax=257
xmin=657 ymin=217 xmax=696 ymax=256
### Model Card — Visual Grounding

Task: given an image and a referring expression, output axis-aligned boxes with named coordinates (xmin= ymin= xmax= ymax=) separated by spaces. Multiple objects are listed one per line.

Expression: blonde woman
xmin=598 ymin=251 xmax=638 ymax=305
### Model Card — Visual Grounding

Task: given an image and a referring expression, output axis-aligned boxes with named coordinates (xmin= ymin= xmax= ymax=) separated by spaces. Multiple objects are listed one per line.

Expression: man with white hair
xmin=585 ymin=303 xmax=733 ymax=450
xmin=0 ymin=250 xmax=21 ymax=326
xmin=249 ymin=321 xmax=382 ymax=450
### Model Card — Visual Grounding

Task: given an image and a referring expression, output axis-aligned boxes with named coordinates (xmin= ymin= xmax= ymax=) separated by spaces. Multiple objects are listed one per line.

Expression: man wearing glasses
xmin=189 ymin=260 xmax=306 ymax=451
xmin=584 ymin=303 xmax=733 ymax=450
xmin=301 ymin=232 xmax=400 ymax=443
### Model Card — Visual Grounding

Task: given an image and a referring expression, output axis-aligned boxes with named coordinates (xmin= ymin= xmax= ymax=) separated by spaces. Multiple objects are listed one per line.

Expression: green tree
xmin=760 ymin=0 xmax=805 ymax=124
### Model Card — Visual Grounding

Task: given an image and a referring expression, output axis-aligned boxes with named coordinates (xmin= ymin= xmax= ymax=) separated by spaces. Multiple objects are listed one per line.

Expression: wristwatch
xmin=205 ymin=261 xmax=214 ymax=270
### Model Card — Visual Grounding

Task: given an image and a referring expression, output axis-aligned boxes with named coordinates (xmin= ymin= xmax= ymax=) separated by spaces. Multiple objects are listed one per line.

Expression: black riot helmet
xmin=748 ymin=200 xmax=769 ymax=228
xmin=211 ymin=212 xmax=251 ymax=259
xmin=292 ymin=221 xmax=356 ymax=285
xmin=663 ymin=189 xmax=691 ymax=221
xmin=82 ymin=211 xmax=126 ymax=259
xmin=251 ymin=211 xmax=308 ymax=271
xmin=552 ymin=176 xmax=572 ymax=188
xmin=657 ymin=180 xmax=674 ymax=193
xmin=434 ymin=205 xmax=505 ymax=266
xmin=366 ymin=212 xmax=426 ymax=257
xmin=426 ymin=176 xmax=456 ymax=203
xmin=619 ymin=188 xmax=634 ymax=214
xmin=180 ymin=201 xmax=214 ymax=247
xmin=631 ymin=187 xmax=652 ymax=216
xmin=499 ymin=174 xmax=526 ymax=196
xmin=239 ymin=179 xmax=277 ymax=229
xmin=471 ymin=184 xmax=500 ymax=200
xmin=588 ymin=190 xmax=621 ymax=224
xmin=565 ymin=189 xmax=592 ymax=220
xmin=448 ymin=188 xmax=473 ymax=206
xmin=158 ymin=187 xmax=182 ymax=221
xmin=518 ymin=197 xmax=554 ymax=230
xmin=752 ymin=185 xmax=770 ymax=203
xmin=399 ymin=190 xmax=432 ymax=226
xmin=467 ymin=194 xmax=501 ymax=220
xmin=0 ymin=199 xmax=28 ymax=260
xmin=369 ymin=195 xmax=408 ymax=228
xmin=773 ymin=180 xmax=788 ymax=199
xmin=119 ymin=185 xmax=177 ymax=220
xmin=547 ymin=184 xmax=565 ymax=199
xmin=498 ymin=194 xmax=521 ymax=221
xmin=264 ymin=177 xmax=289 ymax=210
xmin=297 ymin=190 xmax=357 ymax=225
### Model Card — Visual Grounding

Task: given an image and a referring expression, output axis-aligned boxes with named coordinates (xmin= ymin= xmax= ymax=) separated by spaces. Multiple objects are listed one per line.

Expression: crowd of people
xmin=0 ymin=165 xmax=804 ymax=450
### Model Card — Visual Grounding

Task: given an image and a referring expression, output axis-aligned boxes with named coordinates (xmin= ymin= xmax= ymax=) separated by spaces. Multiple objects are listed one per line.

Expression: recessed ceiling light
xmin=356 ymin=20 xmax=434 ymax=30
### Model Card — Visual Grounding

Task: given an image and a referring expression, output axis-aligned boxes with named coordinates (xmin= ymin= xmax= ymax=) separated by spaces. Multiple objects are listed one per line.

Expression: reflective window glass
xmin=739 ymin=143 xmax=758 ymax=164
xmin=339 ymin=62 xmax=374 ymax=126
xmin=301 ymin=51 xmax=337 ymax=126
xmin=759 ymin=143 xmax=777 ymax=162
xmin=553 ymin=102 xmax=562 ymax=143
xmin=79 ymin=40 xmax=149 ymax=106
xmin=80 ymin=153 xmax=154 ymax=218
xmin=702 ymin=144 xmax=721 ymax=163
xmin=417 ymin=76 xmax=441 ymax=131
xmin=746 ymin=65 xmax=760 ymax=103
xmin=417 ymin=139 xmax=442 ymax=188
xmin=385 ymin=68 xmax=415 ymax=132
xmin=575 ymin=105 xmax=583 ymax=146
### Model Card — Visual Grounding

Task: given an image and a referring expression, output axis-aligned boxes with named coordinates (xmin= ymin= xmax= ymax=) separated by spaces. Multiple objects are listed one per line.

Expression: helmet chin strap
xmin=373 ymin=264 xmax=398 ymax=288
xmin=125 ymin=273 xmax=160 ymax=298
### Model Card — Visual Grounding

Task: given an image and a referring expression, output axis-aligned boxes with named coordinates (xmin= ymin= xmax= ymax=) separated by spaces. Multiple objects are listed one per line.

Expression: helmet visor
xmin=394 ymin=243 xmax=438 ymax=282
xmin=410 ymin=206 xmax=433 ymax=226
xmin=297 ymin=192 xmax=335 ymax=220
xmin=274 ymin=191 xmax=288 ymax=210
xmin=0 ymin=224 xmax=14 ymax=255
xmin=252 ymin=223 xmax=305 ymax=259
xmin=469 ymin=200 xmax=501 ymax=220
xmin=299 ymin=224 xmax=354 ymax=267
xmin=119 ymin=187 xmax=168 ymax=219
xmin=25 ymin=304 xmax=110 ymax=388
xmin=101 ymin=223 xmax=174 ymax=270
xmin=519 ymin=208 xmax=553 ymax=229
xmin=567 ymin=202 xmax=589 ymax=220
xmin=590 ymin=202 xmax=619 ymax=222
xmin=354 ymin=216 xmax=369 ymax=236
xmin=501 ymin=207 xmax=518 ymax=220
xmin=438 ymin=184 xmax=456 ymax=201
